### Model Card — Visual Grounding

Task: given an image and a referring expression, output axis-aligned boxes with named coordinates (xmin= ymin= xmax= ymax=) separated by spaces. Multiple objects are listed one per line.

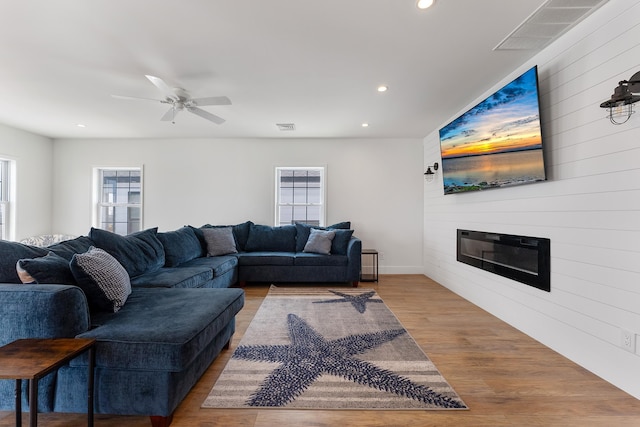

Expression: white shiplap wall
xmin=423 ymin=0 xmax=640 ymax=398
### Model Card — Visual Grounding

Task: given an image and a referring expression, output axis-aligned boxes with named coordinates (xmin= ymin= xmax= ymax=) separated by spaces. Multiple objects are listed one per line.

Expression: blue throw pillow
xmin=0 ymin=240 xmax=48 ymax=283
xmin=330 ymin=229 xmax=354 ymax=255
xmin=88 ymin=227 xmax=165 ymax=278
xmin=47 ymin=236 xmax=95 ymax=261
xmin=295 ymin=222 xmax=351 ymax=252
xmin=245 ymin=224 xmax=297 ymax=252
xmin=17 ymin=252 xmax=76 ymax=284
xmin=157 ymin=226 xmax=204 ymax=267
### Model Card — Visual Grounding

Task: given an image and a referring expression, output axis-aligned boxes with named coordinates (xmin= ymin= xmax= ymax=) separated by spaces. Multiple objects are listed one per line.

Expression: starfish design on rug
xmin=232 ymin=313 xmax=465 ymax=408
xmin=312 ymin=290 xmax=383 ymax=313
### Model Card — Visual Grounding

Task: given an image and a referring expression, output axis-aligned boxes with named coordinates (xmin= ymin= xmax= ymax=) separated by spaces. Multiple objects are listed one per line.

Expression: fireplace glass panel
xmin=457 ymin=229 xmax=550 ymax=292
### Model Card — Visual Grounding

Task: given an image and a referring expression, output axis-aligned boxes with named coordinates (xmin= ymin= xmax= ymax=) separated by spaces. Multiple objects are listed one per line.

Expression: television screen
xmin=439 ymin=66 xmax=546 ymax=195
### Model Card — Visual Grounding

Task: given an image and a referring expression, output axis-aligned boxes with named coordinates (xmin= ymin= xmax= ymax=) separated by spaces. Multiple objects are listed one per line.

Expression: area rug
xmin=202 ymin=286 xmax=467 ymax=410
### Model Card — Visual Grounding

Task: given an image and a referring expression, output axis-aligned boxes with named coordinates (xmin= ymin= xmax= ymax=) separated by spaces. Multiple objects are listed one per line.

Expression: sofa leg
xmin=352 ymin=281 xmax=359 ymax=288
xmin=238 ymin=281 xmax=246 ymax=288
xmin=150 ymin=414 xmax=173 ymax=427
xmin=224 ymin=338 xmax=232 ymax=350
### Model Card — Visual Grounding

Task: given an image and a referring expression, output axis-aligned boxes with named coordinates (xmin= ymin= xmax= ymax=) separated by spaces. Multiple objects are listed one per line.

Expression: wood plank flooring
xmin=1 ymin=274 xmax=639 ymax=426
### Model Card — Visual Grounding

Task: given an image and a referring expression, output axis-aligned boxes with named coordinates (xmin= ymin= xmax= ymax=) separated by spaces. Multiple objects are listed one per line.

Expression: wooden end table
xmin=0 ymin=338 xmax=96 ymax=427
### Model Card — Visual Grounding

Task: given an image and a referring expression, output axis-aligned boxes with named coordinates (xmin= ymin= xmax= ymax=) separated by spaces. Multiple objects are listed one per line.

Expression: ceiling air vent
xmin=276 ymin=123 xmax=296 ymax=131
xmin=494 ymin=0 xmax=609 ymax=51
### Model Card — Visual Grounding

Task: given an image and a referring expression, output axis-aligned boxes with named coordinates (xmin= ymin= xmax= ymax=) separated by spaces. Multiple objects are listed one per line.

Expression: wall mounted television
xmin=439 ymin=66 xmax=546 ymax=195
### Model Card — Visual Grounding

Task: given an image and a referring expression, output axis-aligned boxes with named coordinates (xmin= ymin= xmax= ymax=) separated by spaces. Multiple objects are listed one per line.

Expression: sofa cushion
xmin=330 ymin=229 xmax=355 ymax=255
xmin=229 ymin=221 xmax=253 ymax=251
xmin=245 ymin=224 xmax=296 ymax=252
xmin=294 ymin=253 xmax=349 ymax=266
xmin=0 ymin=241 xmax=48 ymax=283
xmin=202 ymin=227 xmax=238 ymax=256
xmin=237 ymin=252 xmax=295 ymax=266
xmin=17 ymin=252 xmax=76 ymax=284
xmin=89 ymin=227 xmax=165 ymax=278
xmin=294 ymin=222 xmax=351 ymax=252
xmin=47 ymin=236 xmax=95 ymax=261
xmin=303 ymin=228 xmax=336 ymax=255
xmin=179 ymin=256 xmax=238 ymax=278
xmin=157 ymin=227 xmax=203 ymax=267
xmin=130 ymin=266 xmax=213 ymax=289
xmin=76 ymin=287 xmax=245 ymax=371
xmin=70 ymin=247 xmax=131 ymax=313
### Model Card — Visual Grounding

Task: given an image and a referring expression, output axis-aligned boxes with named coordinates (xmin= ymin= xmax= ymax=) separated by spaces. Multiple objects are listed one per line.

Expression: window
xmin=275 ymin=167 xmax=325 ymax=226
xmin=95 ymin=168 xmax=142 ymax=235
xmin=0 ymin=159 xmax=10 ymax=240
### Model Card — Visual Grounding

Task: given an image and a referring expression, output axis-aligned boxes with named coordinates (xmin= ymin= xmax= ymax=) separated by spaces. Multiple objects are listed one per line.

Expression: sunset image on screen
xmin=440 ymin=67 xmax=542 ymax=159
xmin=438 ymin=67 xmax=546 ymax=194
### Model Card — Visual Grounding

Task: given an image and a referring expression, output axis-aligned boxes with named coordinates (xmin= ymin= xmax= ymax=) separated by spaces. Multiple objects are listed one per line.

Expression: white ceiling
xmin=0 ymin=0 xmax=580 ymax=139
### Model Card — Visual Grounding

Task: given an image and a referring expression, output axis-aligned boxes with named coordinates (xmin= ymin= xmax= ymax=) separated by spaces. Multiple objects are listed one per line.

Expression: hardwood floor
xmin=2 ymin=274 xmax=639 ymax=426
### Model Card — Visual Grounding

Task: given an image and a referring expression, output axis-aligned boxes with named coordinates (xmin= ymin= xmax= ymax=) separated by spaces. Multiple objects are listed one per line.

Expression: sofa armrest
xmin=0 ymin=284 xmax=90 ymax=346
xmin=346 ymin=237 xmax=362 ymax=282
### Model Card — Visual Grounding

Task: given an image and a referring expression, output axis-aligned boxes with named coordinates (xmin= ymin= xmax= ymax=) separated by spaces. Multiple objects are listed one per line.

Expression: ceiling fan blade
xmin=111 ymin=94 xmax=162 ymax=102
xmin=160 ymin=107 xmax=179 ymax=122
xmin=187 ymin=106 xmax=225 ymax=124
xmin=145 ymin=75 xmax=179 ymax=101
xmin=191 ymin=96 xmax=232 ymax=106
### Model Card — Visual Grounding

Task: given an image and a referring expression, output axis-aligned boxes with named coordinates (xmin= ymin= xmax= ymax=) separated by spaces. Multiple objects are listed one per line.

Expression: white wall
xmin=0 ymin=123 xmax=53 ymax=240
xmin=53 ymin=137 xmax=424 ymax=273
xmin=424 ymin=0 xmax=640 ymax=398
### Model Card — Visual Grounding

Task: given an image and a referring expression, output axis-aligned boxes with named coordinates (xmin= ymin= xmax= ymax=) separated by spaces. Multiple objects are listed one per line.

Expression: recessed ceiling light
xmin=362 ymin=123 xmax=369 ymax=128
xmin=377 ymin=85 xmax=388 ymax=93
xmin=417 ymin=0 xmax=434 ymax=10
xmin=76 ymin=124 xmax=86 ymax=128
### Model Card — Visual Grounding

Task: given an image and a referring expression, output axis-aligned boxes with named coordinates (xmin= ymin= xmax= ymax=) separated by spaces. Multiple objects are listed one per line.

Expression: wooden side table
xmin=361 ymin=249 xmax=379 ymax=282
xmin=0 ymin=338 xmax=96 ymax=427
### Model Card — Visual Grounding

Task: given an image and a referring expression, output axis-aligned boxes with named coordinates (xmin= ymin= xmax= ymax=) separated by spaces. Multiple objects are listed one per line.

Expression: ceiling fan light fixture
xmin=114 ymin=75 xmax=231 ymax=125
xmin=417 ymin=0 xmax=434 ymax=10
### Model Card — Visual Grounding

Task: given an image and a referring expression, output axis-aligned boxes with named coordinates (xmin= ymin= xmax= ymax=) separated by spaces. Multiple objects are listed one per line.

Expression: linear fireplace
xmin=457 ymin=229 xmax=550 ymax=292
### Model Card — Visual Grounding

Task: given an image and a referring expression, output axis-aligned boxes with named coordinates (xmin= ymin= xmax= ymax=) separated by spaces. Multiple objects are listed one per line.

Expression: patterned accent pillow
xmin=70 ymin=247 xmax=131 ymax=313
xmin=303 ymin=228 xmax=336 ymax=255
xmin=19 ymin=234 xmax=77 ymax=247
xmin=202 ymin=227 xmax=238 ymax=256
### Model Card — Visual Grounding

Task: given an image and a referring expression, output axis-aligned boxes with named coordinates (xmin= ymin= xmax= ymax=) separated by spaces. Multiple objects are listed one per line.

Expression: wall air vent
xmin=494 ymin=0 xmax=609 ymax=51
xmin=276 ymin=123 xmax=296 ymax=131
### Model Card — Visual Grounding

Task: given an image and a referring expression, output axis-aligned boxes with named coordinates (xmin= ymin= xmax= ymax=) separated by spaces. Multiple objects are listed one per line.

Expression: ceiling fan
xmin=113 ymin=75 xmax=231 ymax=124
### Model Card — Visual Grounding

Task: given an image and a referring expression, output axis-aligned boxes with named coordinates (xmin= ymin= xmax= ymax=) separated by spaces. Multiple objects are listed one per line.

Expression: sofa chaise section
xmin=0 ymin=283 xmax=244 ymax=427
xmin=56 ymin=287 xmax=245 ymax=426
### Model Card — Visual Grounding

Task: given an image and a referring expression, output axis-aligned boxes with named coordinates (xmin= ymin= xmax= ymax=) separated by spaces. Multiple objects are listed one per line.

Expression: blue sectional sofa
xmin=0 ymin=221 xmax=361 ymax=426
xmin=198 ymin=221 xmax=362 ymax=287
